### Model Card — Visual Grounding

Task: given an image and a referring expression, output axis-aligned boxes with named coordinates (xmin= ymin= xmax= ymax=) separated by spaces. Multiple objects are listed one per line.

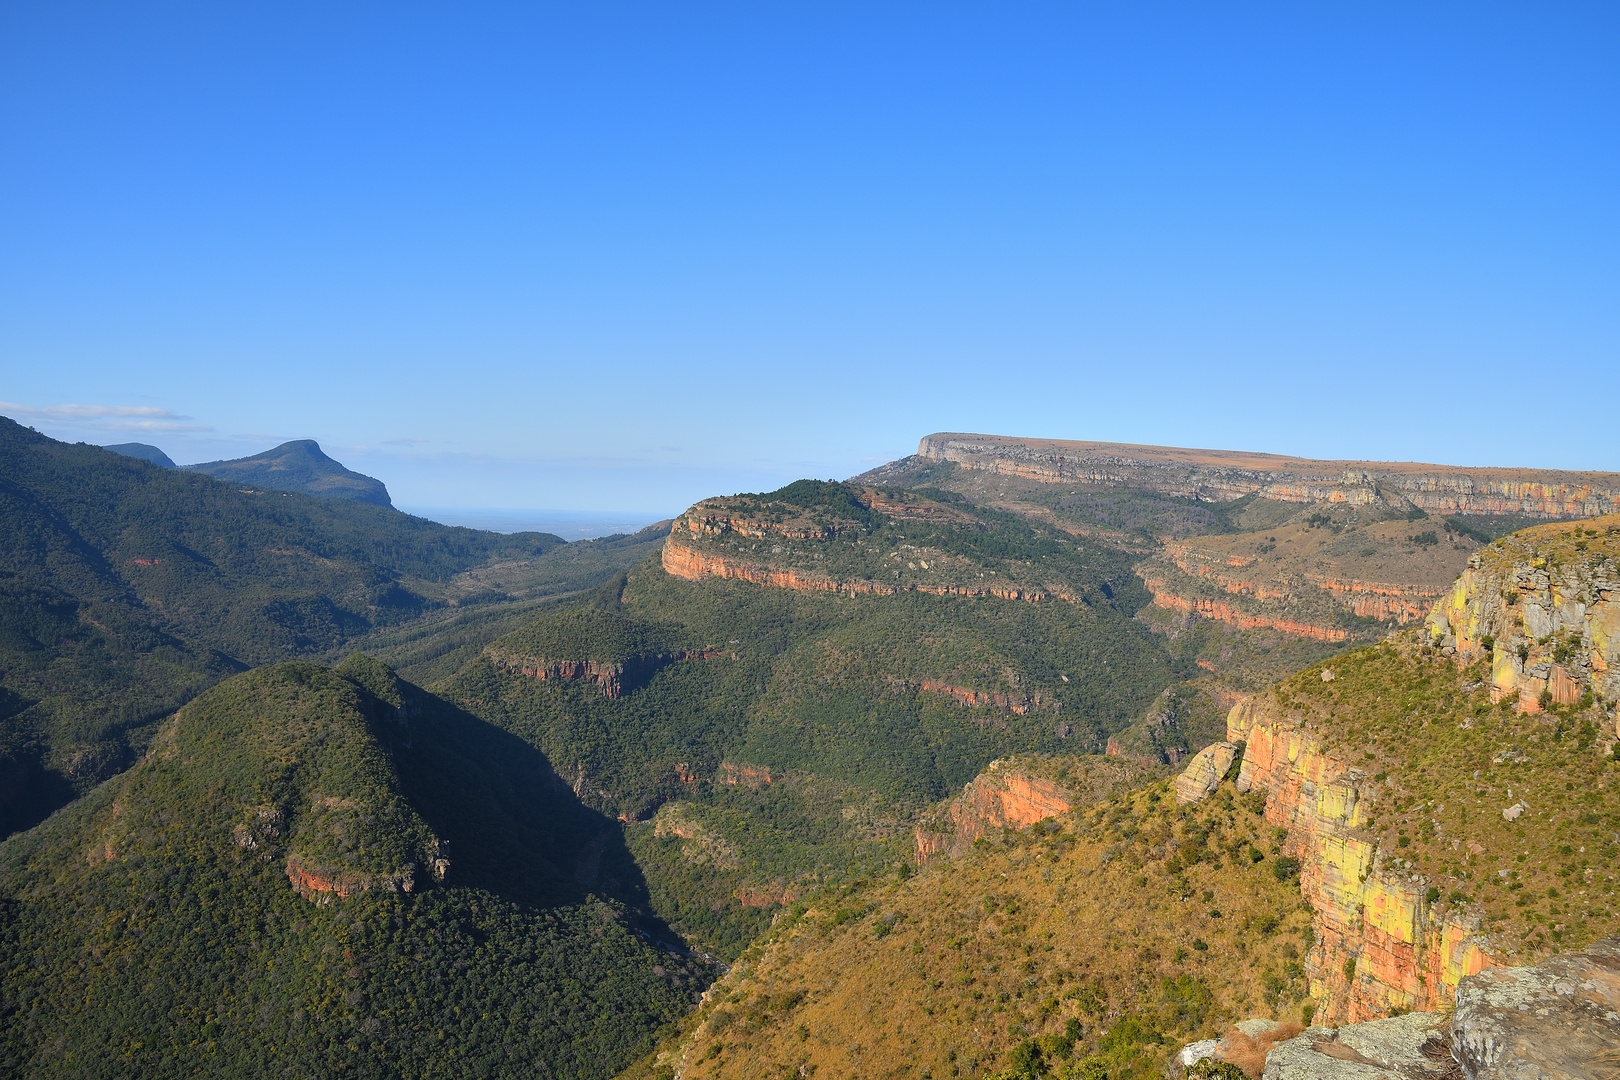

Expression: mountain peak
xmin=185 ymin=439 xmax=392 ymax=506
xmin=103 ymin=441 xmax=177 ymax=468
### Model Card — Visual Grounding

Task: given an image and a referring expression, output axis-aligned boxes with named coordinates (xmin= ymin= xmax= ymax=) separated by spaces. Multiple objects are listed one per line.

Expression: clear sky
xmin=3 ymin=3 xmax=1616 ymax=515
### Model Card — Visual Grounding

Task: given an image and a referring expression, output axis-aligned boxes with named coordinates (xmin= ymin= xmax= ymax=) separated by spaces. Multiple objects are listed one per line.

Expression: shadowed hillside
xmin=0 ymin=657 xmax=696 ymax=1080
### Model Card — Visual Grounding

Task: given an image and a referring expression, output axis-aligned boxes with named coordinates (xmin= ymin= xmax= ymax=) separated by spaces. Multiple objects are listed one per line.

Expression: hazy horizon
xmin=5 ymin=4 xmax=1615 ymax=510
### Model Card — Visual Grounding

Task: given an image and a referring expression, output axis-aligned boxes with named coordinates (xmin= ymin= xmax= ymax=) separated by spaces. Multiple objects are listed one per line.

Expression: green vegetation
xmin=677 ymin=479 xmax=1151 ymax=607
xmin=622 ymin=766 xmax=1315 ymax=1080
xmin=444 ymin=557 xmax=1181 ymax=957
xmin=1267 ymin=635 xmax=1620 ymax=957
xmin=491 ymin=606 xmax=686 ymax=664
xmin=0 ymin=659 xmax=694 ymax=1079
xmin=0 ymin=420 xmax=676 ymax=837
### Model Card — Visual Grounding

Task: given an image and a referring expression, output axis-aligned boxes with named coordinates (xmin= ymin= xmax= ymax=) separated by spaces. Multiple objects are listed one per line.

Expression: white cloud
xmin=0 ymin=401 xmax=212 ymax=433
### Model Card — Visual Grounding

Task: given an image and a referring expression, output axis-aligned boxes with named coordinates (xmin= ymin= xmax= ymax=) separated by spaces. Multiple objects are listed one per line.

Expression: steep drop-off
xmin=1426 ymin=514 xmax=1620 ymax=709
xmin=916 ymin=433 xmax=1620 ymax=519
xmin=1188 ymin=591 xmax=1620 ymax=1025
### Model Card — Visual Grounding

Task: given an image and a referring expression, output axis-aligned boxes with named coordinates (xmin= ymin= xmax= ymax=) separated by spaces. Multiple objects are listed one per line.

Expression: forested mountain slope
xmin=854 ymin=435 xmax=1618 ymax=765
xmin=441 ymin=480 xmax=1192 ymax=959
xmin=185 ymin=439 xmax=394 ymax=506
xmin=0 ymin=419 xmax=591 ymax=836
xmin=0 ymin=657 xmax=693 ymax=1080
xmin=618 ymin=516 xmax=1620 ymax=1080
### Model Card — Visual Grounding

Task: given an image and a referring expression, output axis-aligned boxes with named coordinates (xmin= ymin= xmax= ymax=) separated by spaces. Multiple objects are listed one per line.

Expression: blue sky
xmin=3 ymin=3 xmax=1616 ymax=515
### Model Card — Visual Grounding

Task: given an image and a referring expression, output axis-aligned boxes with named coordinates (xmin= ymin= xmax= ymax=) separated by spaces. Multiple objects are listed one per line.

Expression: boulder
xmin=1175 ymin=742 xmax=1238 ymax=804
xmin=1451 ymin=935 xmax=1620 ymax=1080
xmin=1261 ymin=1012 xmax=1457 ymax=1079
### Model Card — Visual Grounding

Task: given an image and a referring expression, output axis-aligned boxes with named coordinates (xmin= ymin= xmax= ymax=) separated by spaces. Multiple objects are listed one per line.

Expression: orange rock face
xmin=914 ymin=763 xmax=1073 ymax=864
xmin=717 ymin=763 xmax=774 ymax=787
xmin=1222 ymin=700 xmax=1493 ymax=1023
xmin=1141 ymin=576 xmax=1349 ymax=642
xmin=662 ymin=538 xmax=1065 ymax=603
xmin=1313 ymin=578 xmax=1438 ymax=625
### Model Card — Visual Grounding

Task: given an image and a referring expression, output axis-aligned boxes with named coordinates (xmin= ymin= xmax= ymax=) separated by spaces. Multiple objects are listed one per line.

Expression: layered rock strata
xmin=1141 ymin=576 xmax=1350 ymax=642
xmin=661 ymin=539 xmax=1059 ymax=602
xmin=918 ymin=433 xmax=1620 ymax=518
xmin=1426 ymin=514 xmax=1620 ymax=711
xmin=485 ymin=644 xmax=719 ymax=698
xmin=1182 ymin=699 xmax=1495 ymax=1024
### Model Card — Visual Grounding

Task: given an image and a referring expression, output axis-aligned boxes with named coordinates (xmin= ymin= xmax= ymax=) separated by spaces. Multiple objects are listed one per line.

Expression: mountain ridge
xmin=186 ymin=439 xmax=393 ymax=506
xmin=912 ymin=432 xmax=1620 ymax=518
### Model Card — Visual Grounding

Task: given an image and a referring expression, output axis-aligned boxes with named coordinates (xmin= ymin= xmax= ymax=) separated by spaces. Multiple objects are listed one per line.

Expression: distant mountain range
xmin=104 ymin=438 xmax=393 ymax=506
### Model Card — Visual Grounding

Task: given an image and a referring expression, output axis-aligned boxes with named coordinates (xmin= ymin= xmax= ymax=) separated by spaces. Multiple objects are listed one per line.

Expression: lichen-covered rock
xmin=1261 ymin=1012 xmax=1457 ymax=1079
xmin=1425 ymin=514 xmax=1620 ymax=711
xmin=1175 ymin=742 xmax=1238 ymax=804
xmin=1451 ymin=935 xmax=1620 ymax=1080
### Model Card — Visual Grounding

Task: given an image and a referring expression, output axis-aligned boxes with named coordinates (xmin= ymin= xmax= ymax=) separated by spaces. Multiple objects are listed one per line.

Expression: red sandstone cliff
xmin=1188 ymin=699 xmax=1493 ymax=1024
xmin=913 ymin=756 xmax=1152 ymax=864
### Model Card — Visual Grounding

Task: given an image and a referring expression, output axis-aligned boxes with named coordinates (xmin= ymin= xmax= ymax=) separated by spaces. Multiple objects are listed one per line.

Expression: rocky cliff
xmin=913 ymin=755 xmax=1154 ymax=863
xmin=917 ymin=433 xmax=1620 ymax=518
xmin=485 ymin=642 xmax=720 ymax=697
xmin=1425 ymin=513 xmax=1620 ymax=711
xmin=1181 ymin=604 xmax=1620 ymax=1026
xmin=660 ymin=479 xmax=1095 ymax=605
xmin=1221 ymin=695 xmax=1494 ymax=1024
xmin=1257 ymin=936 xmax=1620 ymax=1079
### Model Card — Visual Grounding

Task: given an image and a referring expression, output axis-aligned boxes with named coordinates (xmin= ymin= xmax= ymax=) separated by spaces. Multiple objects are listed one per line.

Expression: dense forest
xmin=0 ymin=657 xmax=695 ymax=1079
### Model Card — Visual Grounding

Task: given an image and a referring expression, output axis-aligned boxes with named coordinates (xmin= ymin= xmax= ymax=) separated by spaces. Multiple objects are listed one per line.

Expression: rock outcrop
xmin=1258 ymin=1012 xmax=1456 ymax=1079
xmin=1176 ymin=697 xmax=1495 ymax=1025
xmin=1174 ymin=742 xmax=1238 ymax=804
xmin=917 ymin=433 xmax=1620 ymax=518
xmin=1450 ymin=935 xmax=1620 ymax=1080
xmin=1257 ymin=938 xmax=1620 ymax=1079
xmin=1426 ymin=514 xmax=1620 ymax=712
xmin=485 ymin=644 xmax=719 ymax=698
xmin=913 ymin=756 xmax=1151 ymax=864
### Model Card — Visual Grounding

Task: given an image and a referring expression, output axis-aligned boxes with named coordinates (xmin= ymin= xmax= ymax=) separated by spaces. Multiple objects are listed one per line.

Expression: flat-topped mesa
xmin=1426 ymin=512 xmax=1620 ymax=713
xmin=918 ymin=432 xmax=1620 ymax=518
xmin=661 ymin=478 xmax=1104 ymax=604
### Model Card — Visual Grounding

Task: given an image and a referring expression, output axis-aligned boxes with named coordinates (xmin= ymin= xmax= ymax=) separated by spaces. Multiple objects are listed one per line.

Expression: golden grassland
xmin=623 ymin=773 xmax=1318 ymax=1080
